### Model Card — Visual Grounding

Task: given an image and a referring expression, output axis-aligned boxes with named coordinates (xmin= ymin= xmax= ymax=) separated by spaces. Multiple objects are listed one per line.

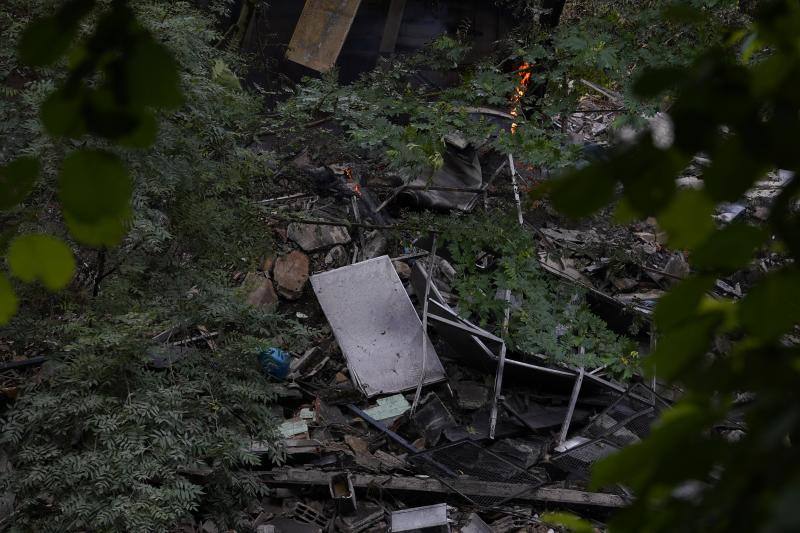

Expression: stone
xmin=243 ymin=272 xmax=278 ymax=310
xmin=664 ymin=252 xmax=690 ymax=284
xmin=362 ymin=230 xmax=388 ymax=259
xmin=288 ymin=222 xmax=350 ymax=252
xmin=262 ymin=255 xmax=276 ymax=275
xmin=274 ymin=251 xmax=310 ymax=300
xmin=392 ymin=260 xmax=411 ymax=280
xmin=325 ymin=244 xmax=349 ymax=268
xmin=611 ymin=276 xmax=638 ymax=292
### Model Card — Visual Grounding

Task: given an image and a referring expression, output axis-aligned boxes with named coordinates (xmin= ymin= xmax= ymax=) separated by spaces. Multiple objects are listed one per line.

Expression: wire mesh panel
xmin=551 ymin=383 xmax=672 ymax=479
xmin=585 ymin=383 xmax=671 ymax=441
xmin=409 ymin=439 xmax=548 ymax=509
xmin=551 ymin=438 xmax=620 ymax=479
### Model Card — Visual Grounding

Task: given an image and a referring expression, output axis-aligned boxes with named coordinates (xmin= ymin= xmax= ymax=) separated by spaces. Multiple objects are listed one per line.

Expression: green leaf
xmin=703 ymin=135 xmax=767 ymax=202
xmin=83 ymin=88 xmax=141 ymax=140
xmin=41 ymin=89 xmax=87 ymax=137
xmin=620 ymin=145 xmax=688 ymax=216
xmin=662 ymin=4 xmax=704 ymax=25
xmin=592 ymin=398 xmax=722 ymax=491
xmin=739 ymin=268 xmax=800 ymax=341
xmin=117 ymin=110 xmax=158 ymax=148
xmin=550 ymin=165 xmax=616 ymax=218
xmin=541 ymin=512 xmax=594 ymax=533
xmin=692 ymin=223 xmax=766 ymax=272
xmin=126 ymin=38 xmax=183 ymax=109
xmin=64 ymin=210 xmax=130 ymax=247
xmin=0 ymin=273 xmax=17 ymax=324
xmin=58 ymin=150 xmax=132 ymax=224
xmin=7 ymin=234 xmax=75 ymax=290
xmin=654 ymin=275 xmax=716 ymax=330
xmin=646 ymin=313 xmax=722 ymax=380
xmin=657 ymin=189 xmax=716 ymax=250
xmin=212 ymin=59 xmax=242 ymax=91
xmin=0 ymin=157 xmax=39 ymax=210
xmin=17 ymin=0 xmax=95 ymax=66
xmin=634 ymin=66 xmax=684 ymax=98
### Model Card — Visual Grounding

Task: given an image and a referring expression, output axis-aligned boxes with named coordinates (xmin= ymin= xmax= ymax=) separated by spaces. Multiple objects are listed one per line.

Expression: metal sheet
xmin=390 ymin=503 xmax=449 ymax=531
xmin=311 ymin=256 xmax=446 ymax=397
xmin=286 ymin=0 xmax=363 ymax=72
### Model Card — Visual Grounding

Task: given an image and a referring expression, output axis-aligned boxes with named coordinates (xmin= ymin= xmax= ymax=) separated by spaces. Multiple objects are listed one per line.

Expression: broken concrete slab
xmin=344 ymin=435 xmax=382 ymax=471
xmin=288 ymin=222 xmax=351 ymax=252
xmin=363 ymin=394 xmax=411 ymax=422
xmin=453 ymin=381 xmax=489 ymax=410
xmin=274 ymin=251 xmax=310 ymax=300
xmin=243 ymin=272 xmax=279 ymax=309
xmin=310 ymin=256 xmax=446 ymax=397
xmin=489 ymin=438 xmax=544 ymax=469
xmin=279 ymin=419 xmax=310 ymax=438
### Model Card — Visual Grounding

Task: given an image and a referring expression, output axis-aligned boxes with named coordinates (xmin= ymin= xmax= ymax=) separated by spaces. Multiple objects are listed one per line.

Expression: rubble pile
xmin=215 ymin=144 xmax=686 ymax=532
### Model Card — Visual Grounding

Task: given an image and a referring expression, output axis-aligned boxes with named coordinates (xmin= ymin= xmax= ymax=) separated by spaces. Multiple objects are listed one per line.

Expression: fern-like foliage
xmin=0 ymin=291 xmax=302 ymax=532
xmin=0 ymin=0 xmax=303 ymax=530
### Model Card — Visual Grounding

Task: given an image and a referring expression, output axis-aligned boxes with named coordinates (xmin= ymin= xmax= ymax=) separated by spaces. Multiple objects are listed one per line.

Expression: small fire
xmin=343 ymin=166 xmax=362 ymax=196
xmin=510 ymin=62 xmax=533 ymax=134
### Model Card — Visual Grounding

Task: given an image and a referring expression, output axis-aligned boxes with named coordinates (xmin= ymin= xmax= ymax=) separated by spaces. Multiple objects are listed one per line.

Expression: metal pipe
xmin=558 ymin=367 xmax=585 ymax=445
xmin=489 ymin=289 xmax=512 ymax=439
xmin=411 ymin=234 xmax=437 ymax=413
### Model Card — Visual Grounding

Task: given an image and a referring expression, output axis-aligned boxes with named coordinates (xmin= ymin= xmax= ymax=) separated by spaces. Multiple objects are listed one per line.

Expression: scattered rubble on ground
xmin=209 ymin=97 xmax=789 ymax=528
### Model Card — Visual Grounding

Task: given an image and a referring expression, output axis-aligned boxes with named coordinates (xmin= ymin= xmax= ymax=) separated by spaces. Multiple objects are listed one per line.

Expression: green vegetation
xmin=1 ymin=0 xmax=797 ymax=531
xmin=0 ymin=1 xmax=308 ymax=530
xmin=437 ymin=213 xmax=637 ymax=376
xmin=548 ymin=1 xmax=800 ymax=530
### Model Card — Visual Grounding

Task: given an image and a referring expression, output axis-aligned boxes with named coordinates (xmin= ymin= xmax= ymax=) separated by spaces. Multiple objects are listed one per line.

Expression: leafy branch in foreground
xmin=1 ymin=0 xmax=182 ymax=323
xmin=547 ymin=1 xmax=800 ymax=530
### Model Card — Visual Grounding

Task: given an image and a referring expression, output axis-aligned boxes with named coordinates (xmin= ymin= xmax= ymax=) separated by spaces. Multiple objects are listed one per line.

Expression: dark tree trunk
xmin=541 ymin=0 xmax=567 ymax=28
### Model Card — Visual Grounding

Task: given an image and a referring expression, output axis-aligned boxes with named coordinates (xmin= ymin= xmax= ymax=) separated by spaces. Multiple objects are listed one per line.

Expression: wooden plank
xmin=286 ymin=0 xmax=363 ymax=72
xmin=379 ymin=0 xmax=407 ymax=55
xmin=262 ymin=469 xmax=627 ymax=508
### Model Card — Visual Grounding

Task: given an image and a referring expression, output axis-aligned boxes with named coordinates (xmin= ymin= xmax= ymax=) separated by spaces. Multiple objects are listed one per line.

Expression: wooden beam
xmin=262 ymin=468 xmax=627 ymax=508
xmin=379 ymin=0 xmax=407 ymax=55
xmin=286 ymin=0 xmax=363 ymax=72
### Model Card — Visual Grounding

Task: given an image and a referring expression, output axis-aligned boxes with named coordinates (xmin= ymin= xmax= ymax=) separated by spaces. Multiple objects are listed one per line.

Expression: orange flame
xmin=344 ymin=166 xmax=361 ymax=196
xmin=510 ymin=63 xmax=533 ymax=134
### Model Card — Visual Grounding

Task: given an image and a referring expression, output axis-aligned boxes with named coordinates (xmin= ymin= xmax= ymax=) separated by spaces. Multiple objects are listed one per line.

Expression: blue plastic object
xmin=258 ymin=347 xmax=291 ymax=379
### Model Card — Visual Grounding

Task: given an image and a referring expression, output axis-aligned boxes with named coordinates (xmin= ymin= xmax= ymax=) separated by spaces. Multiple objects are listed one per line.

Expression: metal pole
xmin=411 ymin=234 xmax=438 ymax=413
xmin=489 ymin=289 xmax=512 ymax=439
xmin=558 ymin=367 xmax=585 ymax=446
